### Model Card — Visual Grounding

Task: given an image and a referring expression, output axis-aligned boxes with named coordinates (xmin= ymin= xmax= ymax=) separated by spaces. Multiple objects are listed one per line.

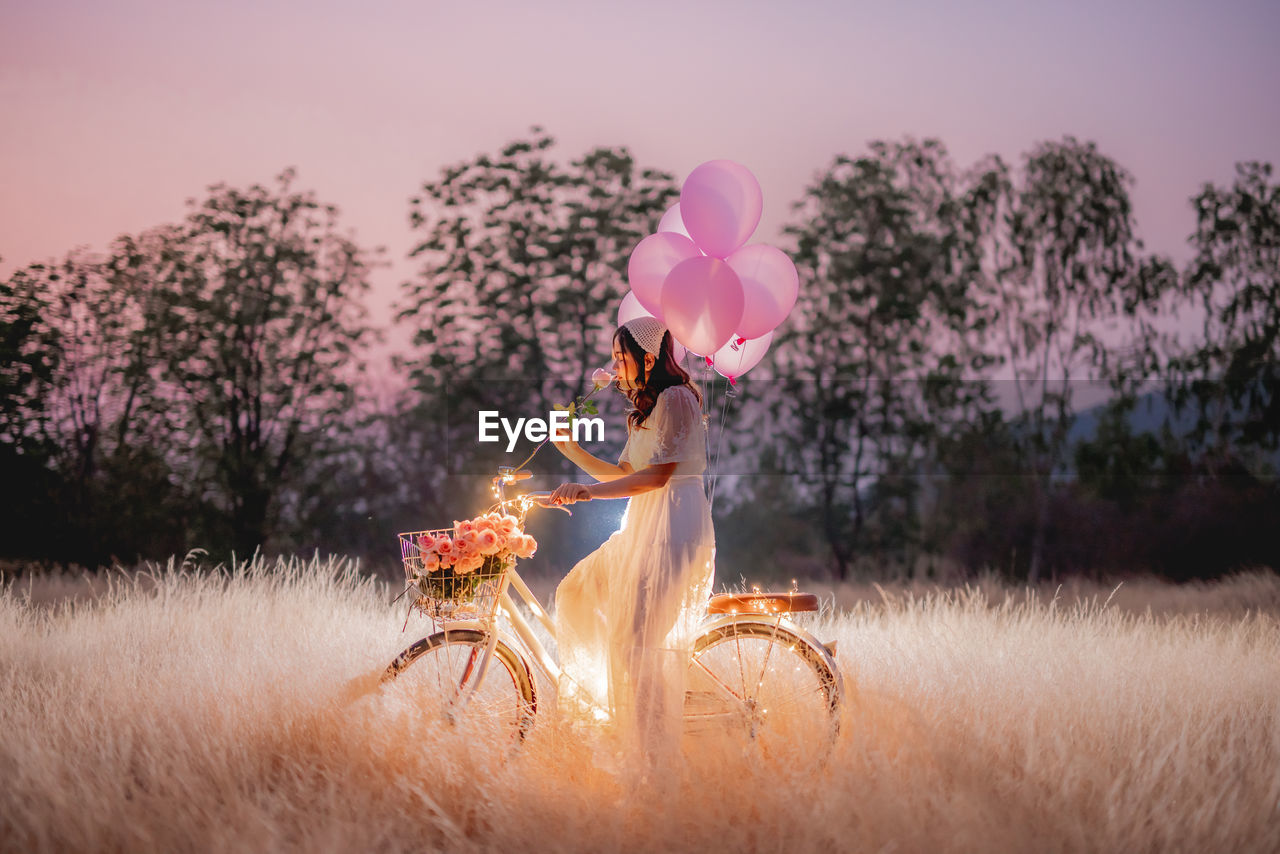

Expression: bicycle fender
xmin=425 ymin=619 xmax=486 ymax=634
xmin=427 ymin=623 xmax=528 ymax=657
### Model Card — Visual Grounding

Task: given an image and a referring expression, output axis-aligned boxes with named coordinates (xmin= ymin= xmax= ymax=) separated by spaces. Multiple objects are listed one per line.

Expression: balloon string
xmin=707 ymin=374 xmax=736 ymax=514
xmin=694 ymin=352 xmax=710 ymax=423
xmin=695 ymin=352 xmax=712 ymax=495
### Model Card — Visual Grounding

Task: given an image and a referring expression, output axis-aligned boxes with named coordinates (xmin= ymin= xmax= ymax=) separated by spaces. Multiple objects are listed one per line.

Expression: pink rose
xmin=434 ymin=536 xmax=456 ymax=559
xmin=475 ymin=516 xmax=497 ymax=533
xmin=454 ymin=519 xmax=476 ymax=536
xmin=417 ymin=533 xmax=436 ymax=553
xmin=476 ymin=528 xmax=502 ymax=556
xmin=592 ymin=368 xmax=615 ymax=390
xmin=423 ymin=553 xmax=441 ymax=572
xmin=454 ymin=553 xmax=485 ymax=575
xmin=514 ymin=534 xmax=537 ymax=559
xmin=497 ymin=515 xmax=519 ymax=537
xmin=455 ymin=530 xmax=480 ymax=557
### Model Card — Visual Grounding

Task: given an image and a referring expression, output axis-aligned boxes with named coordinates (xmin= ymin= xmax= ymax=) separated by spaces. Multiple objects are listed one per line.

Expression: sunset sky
xmin=3 ymin=0 xmax=1278 ymax=333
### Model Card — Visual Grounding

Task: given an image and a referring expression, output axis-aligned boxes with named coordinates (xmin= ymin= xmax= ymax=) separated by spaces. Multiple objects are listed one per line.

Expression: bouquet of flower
xmin=407 ymin=511 xmax=538 ymax=605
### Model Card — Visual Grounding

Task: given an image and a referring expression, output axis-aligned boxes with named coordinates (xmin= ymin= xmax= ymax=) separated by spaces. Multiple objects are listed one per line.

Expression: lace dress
xmin=554 ymin=385 xmax=716 ymax=752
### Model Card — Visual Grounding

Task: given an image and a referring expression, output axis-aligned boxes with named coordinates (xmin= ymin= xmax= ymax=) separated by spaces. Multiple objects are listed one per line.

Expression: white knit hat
xmin=622 ymin=316 xmax=668 ymax=356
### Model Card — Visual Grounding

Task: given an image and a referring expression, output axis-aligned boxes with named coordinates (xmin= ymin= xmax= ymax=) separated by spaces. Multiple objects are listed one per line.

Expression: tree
xmin=0 ymin=244 xmax=184 ymax=565
xmin=398 ymin=130 xmax=678 ymax=487
xmin=0 ymin=260 xmax=59 ymax=454
xmin=1171 ymin=161 xmax=1280 ymax=465
xmin=966 ymin=138 xmax=1148 ymax=581
xmin=148 ymin=169 xmax=378 ymax=558
xmin=1 ymin=260 xmax=63 ymax=560
xmin=770 ymin=139 xmax=990 ymax=579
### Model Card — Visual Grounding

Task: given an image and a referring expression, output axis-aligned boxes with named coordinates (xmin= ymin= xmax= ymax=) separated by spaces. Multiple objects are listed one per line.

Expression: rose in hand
xmin=549 ymin=368 xmax=613 ymax=455
xmin=592 ymin=368 xmax=615 ymax=390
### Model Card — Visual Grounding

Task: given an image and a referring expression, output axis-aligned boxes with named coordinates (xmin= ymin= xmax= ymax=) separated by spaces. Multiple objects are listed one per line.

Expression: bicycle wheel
xmin=684 ymin=620 xmax=841 ymax=764
xmin=381 ymin=628 xmax=537 ymax=741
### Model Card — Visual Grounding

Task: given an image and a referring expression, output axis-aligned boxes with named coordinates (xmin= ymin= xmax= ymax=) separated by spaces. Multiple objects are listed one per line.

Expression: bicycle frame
xmin=428 ymin=558 xmax=840 ymax=726
xmin=412 ymin=475 xmax=565 ymax=707
xmin=409 ymin=564 xmax=566 ymax=728
xmin=407 ymin=478 xmax=842 ymax=727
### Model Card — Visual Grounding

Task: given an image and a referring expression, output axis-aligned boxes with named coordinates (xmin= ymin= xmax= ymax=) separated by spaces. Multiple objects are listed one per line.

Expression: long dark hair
xmin=614 ymin=326 xmax=702 ymax=432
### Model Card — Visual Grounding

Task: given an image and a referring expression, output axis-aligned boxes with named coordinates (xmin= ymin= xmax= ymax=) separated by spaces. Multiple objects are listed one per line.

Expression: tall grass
xmin=3 ymin=557 xmax=1279 ymax=852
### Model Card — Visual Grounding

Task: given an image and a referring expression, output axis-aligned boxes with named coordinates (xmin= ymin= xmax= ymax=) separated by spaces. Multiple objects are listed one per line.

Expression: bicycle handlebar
xmin=522 ymin=490 xmax=572 ymax=515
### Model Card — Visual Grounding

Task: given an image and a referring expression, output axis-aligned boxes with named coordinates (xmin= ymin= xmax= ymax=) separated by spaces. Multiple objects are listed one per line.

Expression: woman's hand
xmin=552 ymin=436 xmax=581 ymax=457
xmin=549 ymin=482 xmax=592 ymax=505
xmin=550 ymin=418 xmax=580 ymax=456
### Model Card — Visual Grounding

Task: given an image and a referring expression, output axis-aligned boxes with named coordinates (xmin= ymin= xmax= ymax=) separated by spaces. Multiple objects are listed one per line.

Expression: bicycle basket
xmin=399 ymin=527 xmax=513 ymax=621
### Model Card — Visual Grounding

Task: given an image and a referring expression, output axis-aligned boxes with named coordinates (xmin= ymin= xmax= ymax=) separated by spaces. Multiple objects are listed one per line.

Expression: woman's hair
xmin=614 ymin=326 xmax=702 ymax=431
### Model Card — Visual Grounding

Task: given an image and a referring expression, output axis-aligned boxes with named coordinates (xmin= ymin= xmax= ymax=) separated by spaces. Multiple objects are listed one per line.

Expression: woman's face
xmin=611 ymin=339 xmax=653 ymax=391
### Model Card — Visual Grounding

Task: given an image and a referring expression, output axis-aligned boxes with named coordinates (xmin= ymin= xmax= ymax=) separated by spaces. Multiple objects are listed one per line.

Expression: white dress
xmin=554 ymin=385 xmax=716 ymax=752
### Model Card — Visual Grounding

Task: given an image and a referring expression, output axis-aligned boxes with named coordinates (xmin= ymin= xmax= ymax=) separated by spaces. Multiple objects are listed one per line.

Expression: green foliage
xmin=1171 ymin=161 xmax=1280 ymax=461
xmin=0 ymin=246 xmax=182 ymax=564
xmin=3 ymin=133 xmax=1277 ymax=583
xmin=146 ymin=169 xmax=378 ymax=557
xmin=0 ymin=171 xmax=378 ymax=566
xmin=0 ymin=266 xmax=60 ymax=453
xmin=397 ymin=129 xmax=677 ymax=480
xmin=964 ymin=138 xmax=1152 ymax=579
xmin=768 ymin=138 xmax=992 ymax=578
xmin=1073 ymin=396 xmax=1168 ymax=508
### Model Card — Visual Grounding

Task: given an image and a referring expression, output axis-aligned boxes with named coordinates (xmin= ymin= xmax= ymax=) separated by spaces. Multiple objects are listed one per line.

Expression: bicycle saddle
xmin=706 ymin=592 xmax=820 ymax=615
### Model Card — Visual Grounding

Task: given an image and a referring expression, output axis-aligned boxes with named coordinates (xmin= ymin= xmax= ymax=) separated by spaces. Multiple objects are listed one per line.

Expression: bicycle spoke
xmin=733 ymin=628 xmax=749 ymax=700
xmin=750 ymin=682 xmax=830 ymax=715
xmin=685 ymin=623 xmax=841 ymax=764
xmin=690 ymin=651 xmax=749 ymax=704
xmin=751 ymin=622 xmax=780 ymax=701
xmin=382 ymin=630 xmax=535 ymax=741
xmin=434 ymin=642 xmax=452 ymax=700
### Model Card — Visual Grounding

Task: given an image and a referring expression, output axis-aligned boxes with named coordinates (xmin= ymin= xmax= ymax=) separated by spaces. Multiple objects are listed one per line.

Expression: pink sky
xmin=3 ymin=0 xmax=1278 ymax=337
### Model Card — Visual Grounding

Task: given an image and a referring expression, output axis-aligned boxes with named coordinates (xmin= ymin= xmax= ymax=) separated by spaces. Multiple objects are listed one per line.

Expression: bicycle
xmin=378 ymin=466 xmax=844 ymax=763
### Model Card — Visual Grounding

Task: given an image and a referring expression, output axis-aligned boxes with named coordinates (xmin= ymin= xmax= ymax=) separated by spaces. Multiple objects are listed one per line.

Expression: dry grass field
xmin=2 ymin=557 xmax=1279 ymax=853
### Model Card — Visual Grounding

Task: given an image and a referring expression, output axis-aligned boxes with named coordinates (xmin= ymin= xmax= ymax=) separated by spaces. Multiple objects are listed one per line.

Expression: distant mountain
xmin=1066 ymin=389 xmax=1279 ymax=473
xmin=1066 ymin=391 xmax=1192 ymax=445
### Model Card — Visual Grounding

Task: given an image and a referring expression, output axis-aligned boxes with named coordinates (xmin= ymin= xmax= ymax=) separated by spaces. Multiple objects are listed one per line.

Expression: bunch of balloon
xmin=620 ymin=160 xmax=798 ymax=384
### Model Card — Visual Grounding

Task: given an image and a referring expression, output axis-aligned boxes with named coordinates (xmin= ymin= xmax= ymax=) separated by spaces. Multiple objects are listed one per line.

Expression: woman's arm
xmin=549 ymin=462 xmax=676 ymax=505
xmin=553 ymin=437 xmax=633 ymax=482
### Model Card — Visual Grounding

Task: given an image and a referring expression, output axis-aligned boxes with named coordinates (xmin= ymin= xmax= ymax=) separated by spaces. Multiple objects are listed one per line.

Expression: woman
xmin=548 ymin=316 xmax=715 ymax=756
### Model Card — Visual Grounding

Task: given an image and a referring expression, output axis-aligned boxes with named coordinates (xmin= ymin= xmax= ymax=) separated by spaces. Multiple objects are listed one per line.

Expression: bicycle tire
xmin=381 ymin=628 xmax=537 ymax=740
xmin=684 ymin=620 xmax=841 ymax=764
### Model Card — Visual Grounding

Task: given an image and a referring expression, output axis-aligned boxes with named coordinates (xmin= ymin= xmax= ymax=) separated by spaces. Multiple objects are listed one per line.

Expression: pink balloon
xmin=657 ymin=203 xmax=691 ymax=240
xmin=617 ymin=290 xmax=649 ymax=326
xmin=616 ymin=291 xmax=686 ymax=362
xmin=680 ymin=160 xmax=763 ymax=258
xmin=712 ymin=331 xmax=774 ymax=382
xmin=627 ymin=232 xmax=700 ymax=319
xmin=725 ymin=244 xmax=799 ymax=339
xmin=659 ymin=257 xmax=744 ymax=356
